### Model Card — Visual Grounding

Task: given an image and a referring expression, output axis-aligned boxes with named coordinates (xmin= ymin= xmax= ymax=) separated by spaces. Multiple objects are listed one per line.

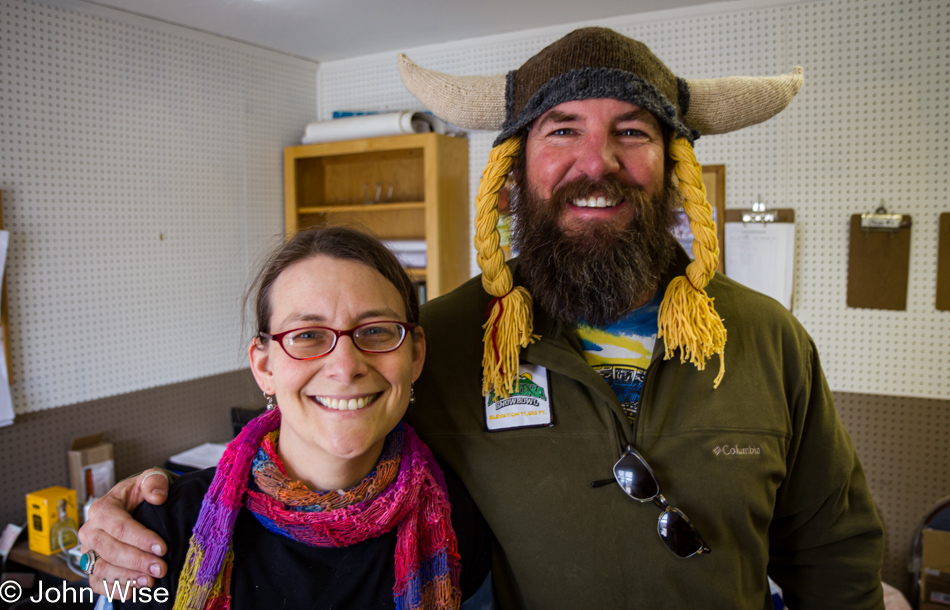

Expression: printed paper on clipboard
xmin=0 ymin=230 xmax=13 ymax=426
xmin=724 ymin=220 xmax=795 ymax=310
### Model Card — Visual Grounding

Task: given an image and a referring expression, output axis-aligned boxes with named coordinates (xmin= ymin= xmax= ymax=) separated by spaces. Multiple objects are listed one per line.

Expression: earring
xmin=264 ymin=392 xmax=277 ymax=411
xmin=409 ymin=383 xmax=415 ymax=404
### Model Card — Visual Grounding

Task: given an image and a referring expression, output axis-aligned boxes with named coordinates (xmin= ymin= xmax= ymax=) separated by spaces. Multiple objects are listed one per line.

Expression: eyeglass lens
xmin=612 ymin=448 xmax=710 ymax=558
xmin=613 ymin=451 xmax=660 ymax=500
xmin=284 ymin=322 xmax=406 ymax=358
xmin=658 ymin=507 xmax=708 ymax=558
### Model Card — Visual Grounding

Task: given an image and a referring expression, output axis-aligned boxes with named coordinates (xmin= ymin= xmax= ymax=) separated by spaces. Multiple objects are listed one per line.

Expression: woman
xmin=113 ymin=226 xmax=490 ymax=609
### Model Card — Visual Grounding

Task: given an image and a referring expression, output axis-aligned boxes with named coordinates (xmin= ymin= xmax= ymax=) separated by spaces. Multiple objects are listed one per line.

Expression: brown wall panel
xmin=0 ymin=379 xmax=945 ymax=601
xmin=835 ymin=391 xmax=950 ymax=597
xmin=0 ymin=369 xmax=261 ymax=528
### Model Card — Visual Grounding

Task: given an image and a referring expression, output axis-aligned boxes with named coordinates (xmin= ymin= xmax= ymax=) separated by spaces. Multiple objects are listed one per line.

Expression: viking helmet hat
xmin=400 ymin=27 xmax=803 ymax=397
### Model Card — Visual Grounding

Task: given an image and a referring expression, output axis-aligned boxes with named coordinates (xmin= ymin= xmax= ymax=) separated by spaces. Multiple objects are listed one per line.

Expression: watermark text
xmin=0 ymin=578 xmax=170 ymax=604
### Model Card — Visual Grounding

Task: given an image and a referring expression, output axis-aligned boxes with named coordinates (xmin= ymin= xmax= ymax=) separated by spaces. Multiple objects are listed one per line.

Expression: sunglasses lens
xmin=658 ymin=508 xmax=708 ymax=558
xmin=613 ymin=452 xmax=660 ymax=500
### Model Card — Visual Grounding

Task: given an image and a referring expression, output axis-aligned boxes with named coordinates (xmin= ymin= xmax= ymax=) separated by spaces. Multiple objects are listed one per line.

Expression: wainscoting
xmin=1 ymin=379 xmax=944 ymax=598
xmin=0 ymin=369 xmax=261 ymax=528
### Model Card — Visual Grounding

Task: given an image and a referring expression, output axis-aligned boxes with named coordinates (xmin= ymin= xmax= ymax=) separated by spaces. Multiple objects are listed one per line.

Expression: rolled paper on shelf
xmin=301 ymin=111 xmax=446 ymax=144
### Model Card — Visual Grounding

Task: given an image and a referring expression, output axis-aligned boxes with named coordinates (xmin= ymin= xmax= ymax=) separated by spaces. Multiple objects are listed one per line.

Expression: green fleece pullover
xmin=407 ymin=250 xmax=884 ymax=609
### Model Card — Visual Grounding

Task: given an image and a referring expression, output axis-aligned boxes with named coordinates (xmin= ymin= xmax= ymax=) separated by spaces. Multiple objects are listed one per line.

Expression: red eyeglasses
xmin=260 ymin=321 xmax=415 ymax=360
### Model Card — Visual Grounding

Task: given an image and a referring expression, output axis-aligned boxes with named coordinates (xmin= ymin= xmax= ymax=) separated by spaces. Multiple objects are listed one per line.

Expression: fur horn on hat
xmin=398 ymin=53 xmax=506 ymax=130
xmin=398 ymin=53 xmax=803 ymax=136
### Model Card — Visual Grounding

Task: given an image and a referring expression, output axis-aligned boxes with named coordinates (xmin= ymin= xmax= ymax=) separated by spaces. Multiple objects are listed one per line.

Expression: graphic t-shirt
xmin=576 ymin=290 xmax=663 ymax=425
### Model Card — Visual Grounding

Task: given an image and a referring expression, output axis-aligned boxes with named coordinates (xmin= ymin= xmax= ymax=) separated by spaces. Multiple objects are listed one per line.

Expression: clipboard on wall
xmin=846 ymin=206 xmax=912 ymax=311
xmin=936 ymin=212 xmax=949 ymax=311
xmin=723 ymin=201 xmax=796 ymax=310
xmin=702 ymin=165 xmax=726 ymax=272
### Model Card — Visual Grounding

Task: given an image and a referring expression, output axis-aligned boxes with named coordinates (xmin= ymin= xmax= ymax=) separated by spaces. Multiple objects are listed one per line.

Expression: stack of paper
xmin=383 ymin=240 xmax=427 ymax=269
xmin=168 ymin=442 xmax=228 ymax=470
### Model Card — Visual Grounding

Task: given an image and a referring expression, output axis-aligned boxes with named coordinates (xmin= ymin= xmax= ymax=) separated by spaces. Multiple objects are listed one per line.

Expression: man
xmin=81 ymin=28 xmax=885 ymax=609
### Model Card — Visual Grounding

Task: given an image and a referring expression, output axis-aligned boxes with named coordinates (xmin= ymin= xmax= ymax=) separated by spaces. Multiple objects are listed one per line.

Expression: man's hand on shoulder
xmin=77 ymin=469 xmax=171 ymax=594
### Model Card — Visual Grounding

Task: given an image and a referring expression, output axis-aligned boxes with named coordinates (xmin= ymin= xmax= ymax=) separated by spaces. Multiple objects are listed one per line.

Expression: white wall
xmin=317 ymin=0 xmax=950 ymax=400
xmin=0 ymin=0 xmax=318 ymax=413
xmin=2 ymin=0 xmax=946 ymax=413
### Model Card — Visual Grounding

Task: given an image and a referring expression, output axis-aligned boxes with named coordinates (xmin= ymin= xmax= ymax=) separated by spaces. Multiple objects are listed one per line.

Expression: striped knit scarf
xmin=173 ymin=408 xmax=461 ymax=610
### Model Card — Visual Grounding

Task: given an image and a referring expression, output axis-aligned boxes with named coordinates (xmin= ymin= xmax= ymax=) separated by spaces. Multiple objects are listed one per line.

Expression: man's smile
xmin=571 ymin=196 xmax=621 ymax=208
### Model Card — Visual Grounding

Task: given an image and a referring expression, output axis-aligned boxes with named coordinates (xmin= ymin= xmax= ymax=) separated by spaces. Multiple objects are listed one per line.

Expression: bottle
xmin=49 ymin=498 xmax=78 ymax=552
xmin=83 ymin=495 xmax=96 ymax=523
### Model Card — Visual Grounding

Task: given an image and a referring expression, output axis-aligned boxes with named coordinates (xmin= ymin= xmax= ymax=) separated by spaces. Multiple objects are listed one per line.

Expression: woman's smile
xmin=311 ymin=392 xmax=381 ymax=411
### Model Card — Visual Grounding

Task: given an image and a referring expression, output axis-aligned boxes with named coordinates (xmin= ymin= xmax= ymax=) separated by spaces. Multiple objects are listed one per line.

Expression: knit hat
xmin=399 ymin=27 xmax=803 ymax=398
xmin=497 ymin=28 xmax=694 ymax=146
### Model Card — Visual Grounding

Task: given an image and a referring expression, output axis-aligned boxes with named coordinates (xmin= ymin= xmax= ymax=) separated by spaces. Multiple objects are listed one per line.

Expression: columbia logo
xmin=713 ymin=444 xmax=762 ymax=456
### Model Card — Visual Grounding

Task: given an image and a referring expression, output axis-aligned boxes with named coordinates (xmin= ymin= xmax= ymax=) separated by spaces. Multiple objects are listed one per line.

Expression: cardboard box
xmin=68 ymin=432 xmax=115 ymax=505
xmin=26 ymin=486 xmax=78 ymax=555
xmin=920 ymin=529 xmax=950 ymax=609
xmin=923 ymin=529 xmax=950 ymax=571
xmin=921 ymin=569 xmax=950 ymax=609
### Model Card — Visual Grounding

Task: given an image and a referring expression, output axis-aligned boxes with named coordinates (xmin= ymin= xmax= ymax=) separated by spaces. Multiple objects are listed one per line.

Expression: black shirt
xmin=114 ymin=460 xmax=491 ymax=609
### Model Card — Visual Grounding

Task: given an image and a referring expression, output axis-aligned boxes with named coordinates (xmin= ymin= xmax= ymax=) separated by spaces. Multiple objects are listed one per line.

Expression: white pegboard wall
xmin=318 ymin=0 xmax=949 ymax=400
xmin=0 ymin=0 xmax=318 ymax=413
xmin=782 ymin=0 xmax=949 ymax=398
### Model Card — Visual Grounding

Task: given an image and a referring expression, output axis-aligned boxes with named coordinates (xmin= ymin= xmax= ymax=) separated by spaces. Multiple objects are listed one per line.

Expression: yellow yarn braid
xmin=474 ymin=136 xmax=538 ymax=399
xmin=657 ymin=137 xmax=727 ymax=388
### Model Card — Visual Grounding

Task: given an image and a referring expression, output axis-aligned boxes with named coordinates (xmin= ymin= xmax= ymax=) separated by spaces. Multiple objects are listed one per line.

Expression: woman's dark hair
xmin=247 ymin=226 xmax=419 ymax=336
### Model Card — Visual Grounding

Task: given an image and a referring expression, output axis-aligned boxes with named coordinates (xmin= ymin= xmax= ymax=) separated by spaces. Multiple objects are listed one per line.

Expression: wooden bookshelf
xmin=284 ymin=133 xmax=470 ymax=300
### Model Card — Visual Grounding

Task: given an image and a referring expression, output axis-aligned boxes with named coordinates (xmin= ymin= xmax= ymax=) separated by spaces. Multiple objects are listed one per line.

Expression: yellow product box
xmin=26 ymin=486 xmax=79 ymax=556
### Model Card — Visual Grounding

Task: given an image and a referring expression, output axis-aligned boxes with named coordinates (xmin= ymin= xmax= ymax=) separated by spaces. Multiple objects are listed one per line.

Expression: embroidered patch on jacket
xmin=484 ymin=364 xmax=553 ymax=431
xmin=712 ymin=444 xmax=763 ymax=457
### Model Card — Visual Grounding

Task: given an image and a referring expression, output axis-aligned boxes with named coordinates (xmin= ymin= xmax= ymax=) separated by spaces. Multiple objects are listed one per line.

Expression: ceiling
xmin=78 ymin=0 xmax=729 ymax=63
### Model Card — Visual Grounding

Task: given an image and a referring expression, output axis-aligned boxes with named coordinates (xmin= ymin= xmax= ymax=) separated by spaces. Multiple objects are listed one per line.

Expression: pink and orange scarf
xmin=173 ymin=408 xmax=461 ymax=610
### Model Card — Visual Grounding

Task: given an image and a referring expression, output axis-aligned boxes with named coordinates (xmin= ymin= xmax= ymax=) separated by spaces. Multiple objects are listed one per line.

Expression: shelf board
xmin=286 ymin=133 xmax=435 ymax=157
xmin=406 ymin=268 xmax=427 ymax=282
xmin=299 ymin=201 xmax=425 ymax=215
xmin=9 ymin=541 xmax=85 ymax=583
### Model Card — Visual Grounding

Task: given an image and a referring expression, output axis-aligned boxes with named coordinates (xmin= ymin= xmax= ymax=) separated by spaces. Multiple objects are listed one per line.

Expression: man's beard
xmin=509 ymin=168 xmax=680 ymax=329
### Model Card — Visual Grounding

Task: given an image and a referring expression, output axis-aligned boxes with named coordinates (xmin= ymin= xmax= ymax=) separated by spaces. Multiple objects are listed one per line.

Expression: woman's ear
xmin=249 ymin=337 xmax=275 ymax=395
xmin=410 ymin=325 xmax=426 ymax=382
